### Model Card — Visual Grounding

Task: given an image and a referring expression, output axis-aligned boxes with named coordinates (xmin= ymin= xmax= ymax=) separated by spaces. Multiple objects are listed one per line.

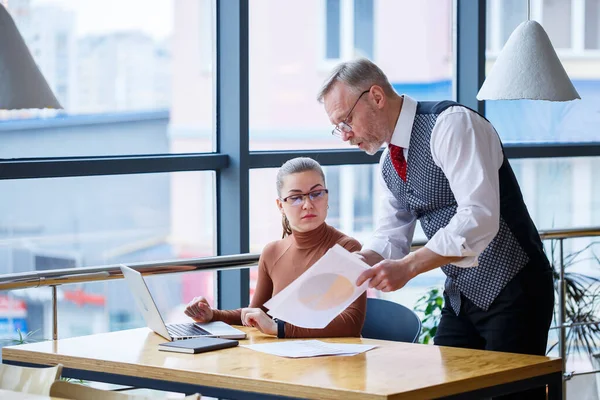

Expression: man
xmin=318 ymin=58 xmax=554 ymax=399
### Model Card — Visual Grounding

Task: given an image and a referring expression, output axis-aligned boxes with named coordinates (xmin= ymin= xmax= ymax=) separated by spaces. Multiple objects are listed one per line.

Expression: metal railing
xmin=0 ymin=226 xmax=599 ymax=391
xmin=0 ymin=254 xmax=260 ymax=340
xmin=541 ymin=227 xmax=600 ymax=392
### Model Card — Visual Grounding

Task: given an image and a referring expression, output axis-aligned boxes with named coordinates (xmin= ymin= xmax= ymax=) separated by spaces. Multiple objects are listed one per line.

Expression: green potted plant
xmin=414 ymin=287 xmax=443 ymax=344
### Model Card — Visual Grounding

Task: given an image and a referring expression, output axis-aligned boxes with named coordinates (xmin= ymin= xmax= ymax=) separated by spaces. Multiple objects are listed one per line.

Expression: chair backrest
xmin=50 ymin=380 xmax=201 ymax=400
xmin=0 ymin=363 xmax=63 ymax=395
xmin=361 ymin=298 xmax=421 ymax=343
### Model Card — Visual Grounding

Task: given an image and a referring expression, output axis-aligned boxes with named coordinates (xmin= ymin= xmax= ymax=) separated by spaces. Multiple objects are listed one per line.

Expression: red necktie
xmin=388 ymin=144 xmax=407 ymax=181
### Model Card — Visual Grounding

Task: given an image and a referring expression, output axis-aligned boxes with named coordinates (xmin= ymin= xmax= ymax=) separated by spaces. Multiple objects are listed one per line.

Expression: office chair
xmin=361 ymin=298 xmax=421 ymax=343
xmin=0 ymin=363 xmax=63 ymax=395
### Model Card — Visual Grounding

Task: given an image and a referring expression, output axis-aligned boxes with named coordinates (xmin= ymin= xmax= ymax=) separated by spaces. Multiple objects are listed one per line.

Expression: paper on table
xmin=263 ymin=244 xmax=370 ymax=329
xmin=241 ymin=340 xmax=376 ymax=358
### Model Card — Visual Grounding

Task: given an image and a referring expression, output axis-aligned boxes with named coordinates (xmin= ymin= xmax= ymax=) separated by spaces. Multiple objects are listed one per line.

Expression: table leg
xmin=546 ymin=371 xmax=563 ymax=400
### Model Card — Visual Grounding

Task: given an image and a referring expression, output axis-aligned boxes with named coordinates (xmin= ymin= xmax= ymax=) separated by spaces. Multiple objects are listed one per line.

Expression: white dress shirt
xmin=363 ymin=95 xmax=504 ymax=267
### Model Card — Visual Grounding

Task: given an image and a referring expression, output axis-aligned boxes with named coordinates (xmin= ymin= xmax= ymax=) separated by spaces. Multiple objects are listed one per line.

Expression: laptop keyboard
xmin=167 ymin=323 xmax=210 ymax=337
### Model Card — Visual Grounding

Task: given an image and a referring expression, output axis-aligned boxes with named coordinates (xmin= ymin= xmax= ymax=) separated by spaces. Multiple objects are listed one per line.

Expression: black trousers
xmin=434 ymin=263 xmax=555 ymax=400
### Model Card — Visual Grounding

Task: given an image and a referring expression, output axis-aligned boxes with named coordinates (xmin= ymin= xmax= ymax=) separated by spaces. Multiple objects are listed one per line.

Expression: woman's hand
xmin=241 ymin=308 xmax=277 ymax=336
xmin=184 ymin=296 xmax=214 ymax=323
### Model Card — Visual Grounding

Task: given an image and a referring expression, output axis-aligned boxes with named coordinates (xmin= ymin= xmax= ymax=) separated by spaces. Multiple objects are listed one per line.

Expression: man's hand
xmin=241 ymin=308 xmax=277 ymax=336
xmin=184 ymin=296 xmax=214 ymax=323
xmin=356 ymin=258 xmax=417 ymax=292
xmin=355 ymin=248 xmax=463 ymax=292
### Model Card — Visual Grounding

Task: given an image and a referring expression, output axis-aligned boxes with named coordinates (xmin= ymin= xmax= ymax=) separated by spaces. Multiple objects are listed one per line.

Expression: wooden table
xmin=2 ymin=327 xmax=562 ymax=400
xmin=0 ymin=389 xmax=66 ymax=399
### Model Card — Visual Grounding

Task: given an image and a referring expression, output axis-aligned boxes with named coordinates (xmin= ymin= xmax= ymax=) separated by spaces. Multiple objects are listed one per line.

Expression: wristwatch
xmin=273 ymin=318 xmax=285 ymax=338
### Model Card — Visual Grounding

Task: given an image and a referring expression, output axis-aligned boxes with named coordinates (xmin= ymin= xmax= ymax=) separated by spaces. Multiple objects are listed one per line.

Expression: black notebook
xmin=158 ymin=337 xmax=239 ymax=354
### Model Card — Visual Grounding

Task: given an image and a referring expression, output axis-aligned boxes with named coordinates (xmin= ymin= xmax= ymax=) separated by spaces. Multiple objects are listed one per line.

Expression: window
xmin=351 ymin=164 xmax=374 ymax=232
xmin=0 ymin=171 xmax=215 ymax=269
xmin=585 ymin=0 xmax=600 ymax=50
xmin=249 ymin=0 xmax=453 ymax=151
xmin=509 ymin=157 xmax=600 ymax=232
xmin=487 ymin=0 xmax=600 ymax=55
xmin=2 ymin=0 xmax=214 ymax=155
xmin=0 ymin=170 xmax=216 ymax=340
xmin=325 ymin=0 xmax=341 ymax=59
xmin=542 ymin=0 xmax=572 ymax=49
xmin=324 ymin=0 xmax=374 ymax=60
xmin=3 ymin=268 xmax=215 ymax=340
xmin=485 ymin=1 xmax=600 ymax=145
xmin=353 ymin=0 xmax=374 ymax=59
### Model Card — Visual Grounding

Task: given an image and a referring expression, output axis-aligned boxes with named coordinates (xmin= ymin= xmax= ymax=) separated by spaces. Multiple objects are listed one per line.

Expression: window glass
xmin=542 ymin=0 xmax=571 ymax=49
xmin=326 ymin=0 xmax=341 ymax=59
xmin=1 ymin=0 xmax=214 ymax=155
xmin=249 ymin=0 xmax=453 ymax=151
xmin=485 ymin=0 xmax=600 ymax=144
xmin=0 ymin=171 xmax=215 ymax=340
xmin=353 ymin=0 xmax=374 ymax=59
xmin=585 ymin=0 xmax=600 ymax=50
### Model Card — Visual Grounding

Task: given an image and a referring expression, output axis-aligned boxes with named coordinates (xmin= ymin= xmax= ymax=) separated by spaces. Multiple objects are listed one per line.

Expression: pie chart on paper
xmin=298 ymin=273 xmax=355 ymax=311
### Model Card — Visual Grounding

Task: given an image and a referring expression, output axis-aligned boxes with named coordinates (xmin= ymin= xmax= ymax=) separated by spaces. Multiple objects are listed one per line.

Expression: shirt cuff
xmin=425 ymin=228 xmax=479 ymax=268
xmin=363 ymin=237 xmax=408 ymax=260
xmin=362 ymin=237 xmax=390 ymax=259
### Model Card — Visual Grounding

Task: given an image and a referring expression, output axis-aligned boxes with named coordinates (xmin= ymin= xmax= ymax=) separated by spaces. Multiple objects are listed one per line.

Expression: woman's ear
xmin=276 ymin=198 xmax=283 ymax=213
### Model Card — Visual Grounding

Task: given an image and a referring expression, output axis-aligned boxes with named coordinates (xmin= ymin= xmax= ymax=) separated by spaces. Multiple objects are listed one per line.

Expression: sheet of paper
xmin=263 ymin=244 xmax=370 ymax=329
xmin=241 ymin=340 xmax=376 ymax=358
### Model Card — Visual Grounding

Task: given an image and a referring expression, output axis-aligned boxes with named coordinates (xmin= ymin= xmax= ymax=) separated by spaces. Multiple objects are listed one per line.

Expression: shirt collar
xmin=389 ymin=94 xmax=417 ymax=149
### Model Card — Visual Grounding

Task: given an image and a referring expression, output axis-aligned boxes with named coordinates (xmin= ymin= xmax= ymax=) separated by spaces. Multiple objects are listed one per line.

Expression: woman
xmin=184 ymin=157 xmax=366 ymax=338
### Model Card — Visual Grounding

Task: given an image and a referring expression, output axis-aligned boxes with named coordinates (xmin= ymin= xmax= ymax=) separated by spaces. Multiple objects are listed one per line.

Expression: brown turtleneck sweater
xmin=212 ymin=223 xmax=366 ymax=338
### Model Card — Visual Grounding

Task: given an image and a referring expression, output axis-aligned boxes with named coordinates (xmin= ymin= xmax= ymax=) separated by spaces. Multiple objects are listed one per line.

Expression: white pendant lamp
xmin=477 ymin=1 xmax=580 ymax=102
xmin=0 ymin=4 xmax=62 ymax=109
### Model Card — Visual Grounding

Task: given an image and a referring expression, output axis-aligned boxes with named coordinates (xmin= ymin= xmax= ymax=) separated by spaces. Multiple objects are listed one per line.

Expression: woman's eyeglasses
xmin=281 ymin=189 xmax=329 ymax=206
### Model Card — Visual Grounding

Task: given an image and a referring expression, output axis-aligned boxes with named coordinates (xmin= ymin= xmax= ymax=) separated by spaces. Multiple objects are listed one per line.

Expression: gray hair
xmin=317 ymin=58 xmax=395 ymax=103
xmin=276 ymin=157 xmax=326 ymax=238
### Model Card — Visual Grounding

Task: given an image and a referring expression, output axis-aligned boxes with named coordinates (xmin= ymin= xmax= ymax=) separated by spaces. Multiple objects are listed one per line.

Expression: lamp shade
xmin=477 ymin=20 xmax=580 ymax=102
xmin=0 ymin=4 xmax=62 ymax=109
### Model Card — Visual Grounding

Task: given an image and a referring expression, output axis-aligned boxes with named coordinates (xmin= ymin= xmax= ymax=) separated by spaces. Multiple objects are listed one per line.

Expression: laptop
xmin=120 ymin=265 xmax=246 ymax=341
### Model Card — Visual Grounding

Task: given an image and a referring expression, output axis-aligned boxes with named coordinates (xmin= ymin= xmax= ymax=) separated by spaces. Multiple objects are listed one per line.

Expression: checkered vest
xmin=381 ymin=101 xmax=548 ymax=314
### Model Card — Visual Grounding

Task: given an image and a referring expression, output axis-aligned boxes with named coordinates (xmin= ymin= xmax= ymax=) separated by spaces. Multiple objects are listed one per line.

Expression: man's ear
xmin=370 ymin=85 xmax=386 ymax=109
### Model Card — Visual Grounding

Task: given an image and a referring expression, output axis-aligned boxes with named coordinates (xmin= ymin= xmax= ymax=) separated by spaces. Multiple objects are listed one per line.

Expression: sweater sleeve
xmin=340 ymin=237 xmax=362 ymax=253
xmin=210 ymin=308 xmax=243 ymax=325
xmin=284 ymin=235 xmax=366 ymax=338
xmin=211 ymin=247 xmax=274 ymax=324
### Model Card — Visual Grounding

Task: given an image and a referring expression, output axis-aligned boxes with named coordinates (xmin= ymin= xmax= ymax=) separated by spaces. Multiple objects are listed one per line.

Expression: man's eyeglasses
xmin=281 ymin=189 xmax=329 ymax=207
xmin=331 ymin=89 xmax=370 ymax=138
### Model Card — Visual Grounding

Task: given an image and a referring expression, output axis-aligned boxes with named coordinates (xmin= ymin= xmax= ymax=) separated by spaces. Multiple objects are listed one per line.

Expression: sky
xmin=31 ymin=0 xmax=173 ymax=39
